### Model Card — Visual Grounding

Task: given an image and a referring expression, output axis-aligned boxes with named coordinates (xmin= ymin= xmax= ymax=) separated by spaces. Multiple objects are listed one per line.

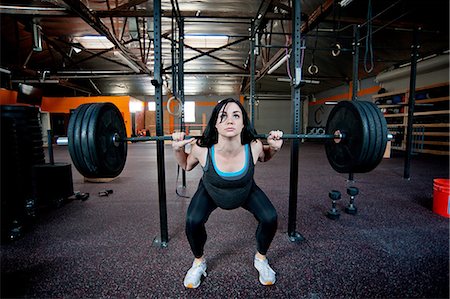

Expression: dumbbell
xmin=345 ymin=187 xmax=359 ymax=215
xmin=326 ymin=190 xmax=341 ymax=220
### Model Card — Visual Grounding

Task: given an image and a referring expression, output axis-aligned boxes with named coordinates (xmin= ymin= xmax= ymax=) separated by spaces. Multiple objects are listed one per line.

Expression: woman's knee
xmin=261 ymin=210 xmax=278 ymax=227
xmin=186 ymin=214 xmax=205 ymax=231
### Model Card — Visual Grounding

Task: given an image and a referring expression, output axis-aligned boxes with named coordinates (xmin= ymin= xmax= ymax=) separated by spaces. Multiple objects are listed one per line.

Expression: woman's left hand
xmin=267 ymin=130 xmax=283 ymax=151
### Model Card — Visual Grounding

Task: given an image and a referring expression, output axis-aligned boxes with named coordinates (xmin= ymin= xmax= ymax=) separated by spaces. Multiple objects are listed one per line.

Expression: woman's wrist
xmin=269 ymin=145 xmax=280 ymax=152
xmin=173 ymin=145 xmax=184 ymax=152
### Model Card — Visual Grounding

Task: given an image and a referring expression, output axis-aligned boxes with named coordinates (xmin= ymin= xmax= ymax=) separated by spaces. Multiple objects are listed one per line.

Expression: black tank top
xmin=201 ymin=144 xmax=255 ymax=210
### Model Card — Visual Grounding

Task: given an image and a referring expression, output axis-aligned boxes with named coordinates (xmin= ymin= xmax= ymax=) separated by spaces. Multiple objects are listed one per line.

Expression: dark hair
xmin=197 ymin=98 xmax=257 ymax=147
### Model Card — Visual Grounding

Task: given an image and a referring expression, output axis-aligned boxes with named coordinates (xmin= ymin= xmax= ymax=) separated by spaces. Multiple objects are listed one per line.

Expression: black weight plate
xmin=80 ymin=104 xmax=99 ymax=174
xmin=353 ymin=101 xmax=378 ymax=172
xmin=87 ymin=103 xmax=127 ymax=178
xmin=359 ymin=101 xmax=388 ymax=172
xmin=325 ymin=101 xmax=370 ymax=173
xmin=68 ymin=104 xmax=92 ymax=177
xmin=86 ymin=103 xmax=102 ymax=174
xmin=351 ymin=101 xmax=373 ymax=170
xmin=74 ymin=105 xmax=92 ymax=175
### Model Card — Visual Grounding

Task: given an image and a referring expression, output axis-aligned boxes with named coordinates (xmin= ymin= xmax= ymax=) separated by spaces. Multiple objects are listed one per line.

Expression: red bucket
xmin=433 ymin=179 xmax=450 ymax=218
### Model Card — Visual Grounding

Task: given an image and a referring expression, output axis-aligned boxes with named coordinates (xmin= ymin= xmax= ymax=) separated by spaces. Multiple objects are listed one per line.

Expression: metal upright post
xmin=404 ymin=26 xmax=419 ymax=180
xmin=171 ymin=14 xmax=177 ymax=98
xmin=250 ymin=20 xmax=256 ymax=125
xmin=287 ymin=0 xmax=305 ymax=242
xmin=179 ymin=18 xmax=186 ymax=187
xmin=348 ymin=24 xmax=360 ymax=183
xmin=351 ymin=25 xmax=360 ymax=102
xmin=152 ymin=0 xmax=168 ymax=247
xmin=47 ymin=129 xmax=54 ymax=165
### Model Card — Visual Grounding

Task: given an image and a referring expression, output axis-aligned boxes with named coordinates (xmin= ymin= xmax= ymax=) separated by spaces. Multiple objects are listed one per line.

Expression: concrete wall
xmin=248 ymin=100 xmax=292 ymax=134
xmin=375 ymin=54 xmax=449 ymax=91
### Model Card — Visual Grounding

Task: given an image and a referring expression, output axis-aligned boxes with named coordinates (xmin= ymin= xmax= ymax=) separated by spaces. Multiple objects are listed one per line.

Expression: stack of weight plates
xmin=1 ymin=105 xmax=45 ymax=241
xmin=68 ymin=102 xmax=127 ymax=178
xmin=325 ymin=101 xmax=388 ymax=174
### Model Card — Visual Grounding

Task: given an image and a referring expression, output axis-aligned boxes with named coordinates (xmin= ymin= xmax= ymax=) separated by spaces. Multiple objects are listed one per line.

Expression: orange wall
xmin=41 ymin=96 xmax=132 ymax=137
xmin=0 ymin=88 xmax=18 ymax=104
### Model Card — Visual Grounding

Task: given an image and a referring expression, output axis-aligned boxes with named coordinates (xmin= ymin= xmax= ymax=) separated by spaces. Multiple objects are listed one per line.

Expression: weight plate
xmin=325 ymin=101 xmax=370 ymax=173
xmin=86 ymin=103 xmax=102 ymax=174
xmin=80 ymin=104 xmax=98 ymax=174
xmin=68 ymin=104 xmax=92 ymax=177
xmin=359 ymin=101 xmax=388 ymax=172
xmin=87 ymin=103 xmax=127 ymax=178
xmin=354 ymin=101 xmax=378 ymax=172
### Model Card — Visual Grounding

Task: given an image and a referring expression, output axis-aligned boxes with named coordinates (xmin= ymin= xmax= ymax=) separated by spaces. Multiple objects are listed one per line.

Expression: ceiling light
xmin=184 ymin=35 xmax=229 ymax=48
xmin=339 ymin=0 xmax=354 ymax=7
xmin=268 ymin=55 xmax=289 ymax=74
xmin=73 ymin=36 xmax=114 ymax=49
xmin=32 ymin=23 xmax=42 ymax=52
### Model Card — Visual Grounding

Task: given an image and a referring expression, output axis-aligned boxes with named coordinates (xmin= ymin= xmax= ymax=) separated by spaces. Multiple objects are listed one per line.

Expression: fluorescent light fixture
xmin=114 ymin=51 xmax=141 ymax=73
xmin=302 ymin=79 xmax=320 ymax=84
xmin=325 ymin=101 xmax=338 ymax=105
xmin=32 ymin=23 xmax=42 ymax=52
xmin=339 ymin=0 xmax=354 ymax=7
xmin=268 ymin=55 xmax=289 ymax=74
xmin=12 ymin=79 xmax=59 ymax=84
xmin=184 ymin=35 xmax=229 ymax=48
xmin=277 ymin=78 xmax=320 ymax=84
xmin=0 ymin=67 xmax=11 ymax=74
xmin=73 ymin=36 xmax=114 ymax=49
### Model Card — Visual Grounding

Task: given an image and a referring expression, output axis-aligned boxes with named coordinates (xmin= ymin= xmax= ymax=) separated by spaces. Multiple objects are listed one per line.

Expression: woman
xmin=172 ymin=98 xmax=283 ymax=288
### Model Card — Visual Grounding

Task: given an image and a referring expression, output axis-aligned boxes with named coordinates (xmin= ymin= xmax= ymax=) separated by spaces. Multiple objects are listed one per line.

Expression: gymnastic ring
xmin=308 ymin=64 xmax=319 ymax=75
xmin=167 ymin=96 xmax=182 ymax=116
xmin=332 ymin=43 xmax=341 ymax=57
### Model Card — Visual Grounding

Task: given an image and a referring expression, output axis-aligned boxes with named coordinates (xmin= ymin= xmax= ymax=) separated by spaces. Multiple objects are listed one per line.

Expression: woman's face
xmin=215 ymin=102 xmax=244 ymax=138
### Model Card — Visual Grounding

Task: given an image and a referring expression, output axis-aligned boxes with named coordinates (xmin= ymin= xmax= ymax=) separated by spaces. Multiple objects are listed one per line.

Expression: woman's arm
xmin=258 ymin=130 xmax=283 ymax=162
xmin=172 ymin=132 xmax=199 ymax=171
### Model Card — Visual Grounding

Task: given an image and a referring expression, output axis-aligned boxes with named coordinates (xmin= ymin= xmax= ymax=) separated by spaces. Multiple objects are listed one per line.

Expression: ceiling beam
xmin=111 ymin=0 xmax=148 ymax=11
xmin=0 ymin=5 xmax=69 ymax=16
xmin=59 ymin=0 xmax=150 ymax=74
xmin=242 ymin=0 xmax=335 ymax=93
xmin=96 ymin=10 xmax=289 ymax=19
xmin=0 ymin=5 xmax=290 ymax=20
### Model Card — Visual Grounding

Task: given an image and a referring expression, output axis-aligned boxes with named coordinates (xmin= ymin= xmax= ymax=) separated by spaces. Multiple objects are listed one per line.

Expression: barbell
xmin=64 ymin=101 xmax=389 ymax=178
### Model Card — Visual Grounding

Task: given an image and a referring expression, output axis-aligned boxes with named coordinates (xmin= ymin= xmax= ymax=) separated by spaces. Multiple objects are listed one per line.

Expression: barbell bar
xmin=118 ymin=133 xmax=345 ymax=142
xmin=65 ymin=101 xmax=390 ymax=178
xmin=57 ymin=133 xmax=394 ymax=145
xmin=57 ymin=132 xmax=346 ymax=145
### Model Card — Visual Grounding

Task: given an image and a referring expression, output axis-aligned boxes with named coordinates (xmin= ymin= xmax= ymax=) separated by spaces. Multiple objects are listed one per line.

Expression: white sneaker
xmin=183 ymin=260 xmax=207 ymax=288
xmin=254 ymin=256 xmax=276 ymax=285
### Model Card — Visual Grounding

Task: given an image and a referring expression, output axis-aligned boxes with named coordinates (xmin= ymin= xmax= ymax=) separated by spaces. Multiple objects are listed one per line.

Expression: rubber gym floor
xmin=1 ymin=142 xmax=449 ymax=298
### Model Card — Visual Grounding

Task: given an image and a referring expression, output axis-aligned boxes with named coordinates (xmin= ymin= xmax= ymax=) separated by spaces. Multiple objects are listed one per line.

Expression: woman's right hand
xmin=172 ymin=132 xmax=195 ymax=152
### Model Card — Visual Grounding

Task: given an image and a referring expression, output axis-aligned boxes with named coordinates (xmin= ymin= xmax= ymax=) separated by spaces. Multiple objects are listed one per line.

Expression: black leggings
xmin=186 ymin=180 xmax=278 ymax=258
